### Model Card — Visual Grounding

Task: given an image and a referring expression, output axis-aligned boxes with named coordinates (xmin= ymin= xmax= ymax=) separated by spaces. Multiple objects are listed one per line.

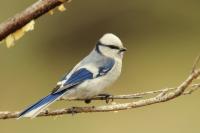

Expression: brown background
xmin=0 ymin=0 xmax=200 ymax=133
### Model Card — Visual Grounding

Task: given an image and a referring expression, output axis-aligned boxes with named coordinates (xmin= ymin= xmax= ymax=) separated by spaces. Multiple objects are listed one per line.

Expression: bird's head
xmin=95 ymin=33 xmax=127 ymax=59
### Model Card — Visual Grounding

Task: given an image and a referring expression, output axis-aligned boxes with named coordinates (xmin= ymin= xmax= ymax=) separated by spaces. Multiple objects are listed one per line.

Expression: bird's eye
xmin=107 ymin=45 xmax=120 ymax=50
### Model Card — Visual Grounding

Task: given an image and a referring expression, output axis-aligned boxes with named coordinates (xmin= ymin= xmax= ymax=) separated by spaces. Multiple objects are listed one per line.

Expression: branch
xmin=0 ymin=67 xmax=200 ymax=119
xmin=58 ymin=83 xmax=200 ymax=101
xmin=0 ymin=0 xmax=71 ymax=41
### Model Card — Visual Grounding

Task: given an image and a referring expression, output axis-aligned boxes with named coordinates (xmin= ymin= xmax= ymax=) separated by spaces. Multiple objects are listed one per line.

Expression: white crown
xmin=99 ymin=33 xmax=123 ymax=47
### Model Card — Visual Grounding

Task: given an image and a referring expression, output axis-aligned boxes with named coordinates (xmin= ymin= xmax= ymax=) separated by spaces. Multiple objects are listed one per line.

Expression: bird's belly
xmin=62 ymin=79 xmax=110 ymax=99
xmin=63 ymin=74 xmax=119 ymax=99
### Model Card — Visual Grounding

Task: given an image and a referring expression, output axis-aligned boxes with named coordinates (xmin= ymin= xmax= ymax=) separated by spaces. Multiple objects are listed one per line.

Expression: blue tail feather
xmin=18 ymin=89 xmax=66 ymax=118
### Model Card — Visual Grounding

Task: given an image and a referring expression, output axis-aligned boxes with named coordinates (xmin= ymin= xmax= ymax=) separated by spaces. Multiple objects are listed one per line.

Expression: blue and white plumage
xmin=18 ymin=33 xmax=127 ymax=118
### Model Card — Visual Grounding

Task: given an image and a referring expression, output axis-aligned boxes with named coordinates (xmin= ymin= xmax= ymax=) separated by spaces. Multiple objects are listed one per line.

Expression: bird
xmin=18 ymin=33 xmax=127 ymax=118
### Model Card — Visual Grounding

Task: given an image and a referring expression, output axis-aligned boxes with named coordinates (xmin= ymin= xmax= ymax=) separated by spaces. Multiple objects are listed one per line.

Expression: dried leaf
xmin=58 ymin=4 xmax=66 ymax=12
xmin=5 ymin=34 xmax=15 ymax=48
xmin=13 ymin=29 xmax=25 ymax=40
xmin=22 ymin=20 xmax=35 ymax=32
xmin=3 ymin=20 xmax=35 ymax=48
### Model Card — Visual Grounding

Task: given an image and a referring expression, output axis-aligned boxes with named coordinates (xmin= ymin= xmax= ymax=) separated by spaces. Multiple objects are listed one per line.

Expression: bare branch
xmin=0 ymin=0 xmax=71 ymax=41
xmin=59 ymin=83 xmax=200 ymax=102
xmin=0 ymin=68 xmax=200 ymax=119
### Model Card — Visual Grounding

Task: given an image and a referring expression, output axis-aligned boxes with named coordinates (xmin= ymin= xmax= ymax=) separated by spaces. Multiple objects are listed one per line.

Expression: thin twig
xmin=0 ymin=0 xmax=71 ymax=41
xmin=183 ymin=83 xmax=200 ymax=94
xmin=191 ymin=55 xmax=200 ymax=73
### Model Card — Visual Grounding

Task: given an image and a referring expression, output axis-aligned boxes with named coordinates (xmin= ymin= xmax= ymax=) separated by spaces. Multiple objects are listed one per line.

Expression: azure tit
xmin=19 ymin=33 xmax=127 ymax=118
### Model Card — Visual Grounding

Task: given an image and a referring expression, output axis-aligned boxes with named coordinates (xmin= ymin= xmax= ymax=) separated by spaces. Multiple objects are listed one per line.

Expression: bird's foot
xmin=97 ymin=93 xmax=113 ymax=103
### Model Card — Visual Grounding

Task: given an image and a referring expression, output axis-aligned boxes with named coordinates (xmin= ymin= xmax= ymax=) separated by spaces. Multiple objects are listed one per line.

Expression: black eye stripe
xmin=97 ymin=42 xmax=120 ymax=50
xmin=107 ymin=45 xmax=120 ymax=50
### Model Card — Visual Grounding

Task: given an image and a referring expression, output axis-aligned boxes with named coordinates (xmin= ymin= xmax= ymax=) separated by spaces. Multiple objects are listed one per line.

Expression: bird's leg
xmin=84 ymin=99 xmax=92 ymax=104
xmin=97 ymin=93 xmax=113 ymax=103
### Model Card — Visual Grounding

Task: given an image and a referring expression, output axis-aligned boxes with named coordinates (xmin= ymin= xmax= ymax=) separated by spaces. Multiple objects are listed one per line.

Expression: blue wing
xmin=64 ymin=68 xmax=93 ymax=86
xmin=54 ymin=58 xmax=115 ymax=93
xmin=52 ymin=68 xmax=94 ymax=93
xmin=63 ymin=58 xmax=115 ymax=87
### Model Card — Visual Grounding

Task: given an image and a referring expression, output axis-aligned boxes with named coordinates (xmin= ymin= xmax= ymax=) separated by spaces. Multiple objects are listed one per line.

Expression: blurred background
xmin=0 ymin=0 xmax=200 ymax=132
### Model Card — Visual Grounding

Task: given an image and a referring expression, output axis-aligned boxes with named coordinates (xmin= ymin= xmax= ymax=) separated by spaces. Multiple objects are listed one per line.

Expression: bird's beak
xmin=120 ymin=47 xmax=127 ymax=52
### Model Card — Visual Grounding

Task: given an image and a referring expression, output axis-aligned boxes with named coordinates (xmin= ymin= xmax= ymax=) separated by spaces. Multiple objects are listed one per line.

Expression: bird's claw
xmin=98 ymin=93 xmax=113 ymax=103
